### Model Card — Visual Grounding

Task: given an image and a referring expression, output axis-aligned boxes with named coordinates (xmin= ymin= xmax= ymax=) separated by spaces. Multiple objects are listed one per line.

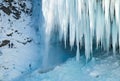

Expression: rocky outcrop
xmin=0 ymin=0 xmax=32 ymax=19
xmin=0 ymin=40 xmax=10 ymax=47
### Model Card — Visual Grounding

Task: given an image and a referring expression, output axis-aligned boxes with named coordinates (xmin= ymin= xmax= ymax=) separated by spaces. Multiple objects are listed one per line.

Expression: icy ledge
xmin=42 ymin=0 xmax=120 ymax=61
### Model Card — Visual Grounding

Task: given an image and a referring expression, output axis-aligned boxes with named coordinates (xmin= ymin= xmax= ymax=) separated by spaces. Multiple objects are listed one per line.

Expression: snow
xmin=0 ymin=0 xmax=42 ymax=81
xmin=0 ymin=43 xmax=41 ymax=81
xmin=21 ymin=55 xmax=120 ymax=81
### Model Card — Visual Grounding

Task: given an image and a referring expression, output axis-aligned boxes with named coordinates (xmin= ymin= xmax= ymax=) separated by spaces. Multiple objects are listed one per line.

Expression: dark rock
xmin=6 ymin=32 xmax=13 ymax=36
xmin=12 ymin=11 xmax=21 ymax=19
xmin=0 ymin=40 xmax=10 ymax=47
xmin=4 ymin=0 xmax=13 ymax=2
xmin=0 ymin=6 xmax=11 ymax=15
xmin=0 ymin=0 xmax=32 ymax=19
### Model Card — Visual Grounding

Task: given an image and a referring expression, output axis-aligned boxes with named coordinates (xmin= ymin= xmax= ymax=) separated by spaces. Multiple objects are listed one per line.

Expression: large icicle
xmin=88 ymin=0 xmax=95 ymax=53
xmin=57 ymin=0 xmax=68 ymax=47
xmin=75 ymin=0 xmax=80 ymax=61
xmin=85 ymin=11 xmax=91 ymax=60
xmin=103 ymin=0 xmax=111 ymax=51
xmin=112 ymin=19 xmax=117 ymax=55
xmin=69 ymin=0 xmax=76 ymax=49
xmin=96 ymin=2 xmax=105 ymax=49
xmin=115 ymin=0 xmax=120 ymax=52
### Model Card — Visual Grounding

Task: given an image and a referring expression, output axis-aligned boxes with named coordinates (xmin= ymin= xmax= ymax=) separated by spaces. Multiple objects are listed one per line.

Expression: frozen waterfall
xmin=42 ymin=0 xmax=120 ymax=61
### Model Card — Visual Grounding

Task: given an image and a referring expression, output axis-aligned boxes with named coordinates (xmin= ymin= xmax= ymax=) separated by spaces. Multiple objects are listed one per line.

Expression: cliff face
xmin=0 ymin=0 xmax=32 ymax=47
xmin=0 ymin=0 xmax=32 ymax=19
xmin=0 ymin=0 xmax=42 ymax=81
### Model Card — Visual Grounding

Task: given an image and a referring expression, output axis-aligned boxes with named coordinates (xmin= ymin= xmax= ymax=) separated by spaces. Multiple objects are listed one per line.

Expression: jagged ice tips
xmin=42 ymin=0 xmax=120 ymax=61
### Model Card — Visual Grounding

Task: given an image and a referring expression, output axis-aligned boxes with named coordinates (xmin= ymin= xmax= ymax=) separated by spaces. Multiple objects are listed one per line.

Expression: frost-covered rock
xmin=0 ymin=0 xmax=42 ymax=81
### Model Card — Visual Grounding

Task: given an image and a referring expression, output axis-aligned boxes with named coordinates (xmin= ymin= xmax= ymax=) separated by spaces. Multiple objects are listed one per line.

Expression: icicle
xmin=115 ymin=0 xmax=120 ymax=52
xmin=104 ymin=0 xmax=111 ymax=51
xmin=76 ymin=18 xmax=80 ymax=61
xmin=85 ymin=19 xmax=91 ymax=60
xmin=57 ymin=0 xmax=68 ymax=47
xmin=112 ymin=19 xmax=117 ymax=55
xmin=79 ymin=0 xmax=85 ymax=47
xmin=110 ymin=0 xmax=115 ymax=21
xmin=88 ymin=0 xmax=95 ymax=53
xmin=85 ymin=13 xmax=91 ymax=60
xmin=115 ymin=0 xmax=120 ymax=25
xmin=84 ymin=0 xmax=91 ymax=61
xmin=69 ymin=0 xmax=76 ymax=49
xmin=75 ymin=0 xmax=80 ymax=61
xmin=57 ymin=0 xmax=64 ymax=41
xmin=96 ymin=3 xmax=104 ymax=48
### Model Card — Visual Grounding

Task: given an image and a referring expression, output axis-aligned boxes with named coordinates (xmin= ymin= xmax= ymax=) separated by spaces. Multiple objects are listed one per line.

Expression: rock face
xmin=0 ymin=0 xmax=32 ymax=19
xmin=0 ymin=0 xmax=42 ymax=81
xmin=0 ymin=0 xmax=33 ymax=48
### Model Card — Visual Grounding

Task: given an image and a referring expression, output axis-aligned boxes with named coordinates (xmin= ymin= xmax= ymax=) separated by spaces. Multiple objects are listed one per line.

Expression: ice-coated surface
xmin=22 ymin=55 xmax=120 ymax=81
xmin=42 ymin=0 xmax=120 ymax=61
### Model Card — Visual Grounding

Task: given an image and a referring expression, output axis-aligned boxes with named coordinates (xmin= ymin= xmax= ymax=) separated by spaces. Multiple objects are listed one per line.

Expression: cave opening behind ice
xmin=42 ymin=0 xmax=120 ymax=62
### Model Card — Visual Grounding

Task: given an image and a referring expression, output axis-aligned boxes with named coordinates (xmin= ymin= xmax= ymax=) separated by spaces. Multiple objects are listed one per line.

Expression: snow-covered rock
xmin=0 ymin=0 xmax=42 ymax=81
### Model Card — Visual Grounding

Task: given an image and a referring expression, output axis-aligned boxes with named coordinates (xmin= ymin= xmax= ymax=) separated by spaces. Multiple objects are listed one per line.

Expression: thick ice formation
xmin=42 ymin=0 xmax=120 ymax=61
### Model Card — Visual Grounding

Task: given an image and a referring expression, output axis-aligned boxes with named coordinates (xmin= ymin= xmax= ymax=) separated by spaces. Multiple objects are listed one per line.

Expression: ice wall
xmin=42 ymin=0 xmax=120 ymax=61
